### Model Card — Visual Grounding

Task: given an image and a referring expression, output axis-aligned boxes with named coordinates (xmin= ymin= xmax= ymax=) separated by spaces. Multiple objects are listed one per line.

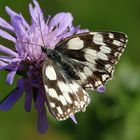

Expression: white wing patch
xmin=57 ymin=81 xmax=73 ymax=104
xmin=109 ymin=33 xmax=114 ymax=39
xmin=100 ymin=45 xmax=111 ymax=54
xmin=97 ymin=52 xmax=108 ymax=61
xmin=67 ymin=37 xmax=84 ymax=50
xmin=84 ymin=48 xmax=97 ymax=60
xmin=45 ymin=65 xmax=57 ymax=80
xmin=84 ymin=48 xmax=108 ymax=61
xmin=59 ymin=95 xmax=67 ymax=106
xmin=83 ymin=66 xmax=93 ymax=76
xmin=48 ymin=88 xmax=59 ymax=100
xmin=112 ymin=40 xmax=122 ymax=46
xmin=91 ymin=32 xmax=105 ymax=45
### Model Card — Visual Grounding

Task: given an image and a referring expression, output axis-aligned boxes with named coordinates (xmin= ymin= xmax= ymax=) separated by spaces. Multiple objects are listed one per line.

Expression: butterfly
xmin=41 ymin=31 xmax=128 ymax=121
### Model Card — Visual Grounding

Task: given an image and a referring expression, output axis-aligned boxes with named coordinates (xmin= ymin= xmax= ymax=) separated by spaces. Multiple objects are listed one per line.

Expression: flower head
xmin=0 ymin=0 xmax=88 ymax=133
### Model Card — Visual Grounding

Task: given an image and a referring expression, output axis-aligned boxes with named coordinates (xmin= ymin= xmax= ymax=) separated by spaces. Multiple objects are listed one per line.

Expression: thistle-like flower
xmin=0 ymin=0 xmax=89 ymax=133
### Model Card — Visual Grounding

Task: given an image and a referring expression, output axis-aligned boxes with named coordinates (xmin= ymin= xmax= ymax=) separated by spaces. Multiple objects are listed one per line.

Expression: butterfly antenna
xmin=16 ymin=41 xmax=42 ymax=47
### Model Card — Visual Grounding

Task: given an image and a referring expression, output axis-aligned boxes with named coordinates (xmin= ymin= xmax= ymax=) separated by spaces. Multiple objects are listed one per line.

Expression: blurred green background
xmin=0 ymin=0 xmax=140 ymax=140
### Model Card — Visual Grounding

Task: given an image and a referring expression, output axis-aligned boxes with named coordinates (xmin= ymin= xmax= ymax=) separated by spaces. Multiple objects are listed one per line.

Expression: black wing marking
xmin=55 ymin=31 xmax=128 ymax=89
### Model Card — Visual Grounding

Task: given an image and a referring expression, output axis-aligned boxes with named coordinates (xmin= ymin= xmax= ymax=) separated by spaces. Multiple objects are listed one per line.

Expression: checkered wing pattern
xmin=43 ymin=31 xmax=128 ymax=121
xmin=42 ymin=59 xmax=90 ymax=120
xmin=55 ymin=31 xmax=128 ymax=89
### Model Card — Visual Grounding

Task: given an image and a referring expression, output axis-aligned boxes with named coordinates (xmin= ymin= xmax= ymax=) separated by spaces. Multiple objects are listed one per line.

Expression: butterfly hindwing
xmin=42 ymin=59 xmax=90 ymax=121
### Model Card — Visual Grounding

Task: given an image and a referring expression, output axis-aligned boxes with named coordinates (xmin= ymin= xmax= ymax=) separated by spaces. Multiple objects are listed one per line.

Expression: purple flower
xmin=0 ymin=0 xmax=89 ymax=133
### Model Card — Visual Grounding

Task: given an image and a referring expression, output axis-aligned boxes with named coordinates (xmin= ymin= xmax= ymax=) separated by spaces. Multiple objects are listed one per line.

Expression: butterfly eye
xmin=42 ymin=47 xmax=47 ymax=53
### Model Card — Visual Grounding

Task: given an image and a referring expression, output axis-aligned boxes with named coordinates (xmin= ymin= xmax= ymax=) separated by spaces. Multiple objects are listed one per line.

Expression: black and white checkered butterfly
xmin=42 ymin=31 xmax=128 ymax=121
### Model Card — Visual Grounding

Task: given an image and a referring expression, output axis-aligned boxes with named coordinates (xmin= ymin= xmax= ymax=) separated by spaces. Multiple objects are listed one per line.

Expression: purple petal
xmin=29 ymin=4 xmax=36 ymax=22
xmin=0 ymin=55 xmax=13 ymax=63
xmin=97 ymin=85 xmax=106 ymax=93
xmin=58 ymin=26 xmax=89 ymax=40
xmin=77 ymin=29 xmax=89 ymax=33
xmin=33 ymin=0 xmax=42 ymax=13
xmin=10 ymin=16 xmax=29 ymax=41
xmin=6 ymin=68 xmax=17 ymax=85
xmin=17 ymin=79 xmax=24 ymax=89
xmin=49 ymin=12 xmax=73 ymax=36
xmin=24 ymin=86 xmax=33 ymax=112
xmin=0 ymin=62 xmax=18 ymax=71
xmin=0 ymin=61 xmax=8 ymax=67
xmin=37 ymin=107 xmax=48 ymax=133
xmin=0 ymin=44 xmax=18 ymax=57
xmin=11 ymin=58 xmax=22 ymax=63
xmin=10 ymin=16 xmax=29 ymax=55
xmin=0 ymin=17 xmax=14 ymax=31
xmin=0 ymin=87 xmax=23 ymax=111
xmin=34 ymin=88 xmax=45 ymax=112
xmin=5 ymin=6 xmax=18 ymax=17
xmin=0 ymin=29 xmax=16 ymax=42
xmin=70 ymin=25 xmax=89 ymax=35
xmin=19 ymin=14 xmax=30 ymax=29
xmin=70 ymin=114 xmax=78 ymax=124
xmin=29 ymin=1 xmax=43 ymax=23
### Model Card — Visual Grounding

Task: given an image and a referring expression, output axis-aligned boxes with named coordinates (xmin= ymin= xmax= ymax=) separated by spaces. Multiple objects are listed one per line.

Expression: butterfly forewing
xmin=55 ymin=31 xmax=128 ymax=89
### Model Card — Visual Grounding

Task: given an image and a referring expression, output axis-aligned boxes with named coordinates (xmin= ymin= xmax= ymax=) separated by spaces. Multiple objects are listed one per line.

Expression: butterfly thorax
xmin=41 ymin=47 xmax=60 ymax=61
xmin=47 ymin=49 xmax=61 ymax=62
